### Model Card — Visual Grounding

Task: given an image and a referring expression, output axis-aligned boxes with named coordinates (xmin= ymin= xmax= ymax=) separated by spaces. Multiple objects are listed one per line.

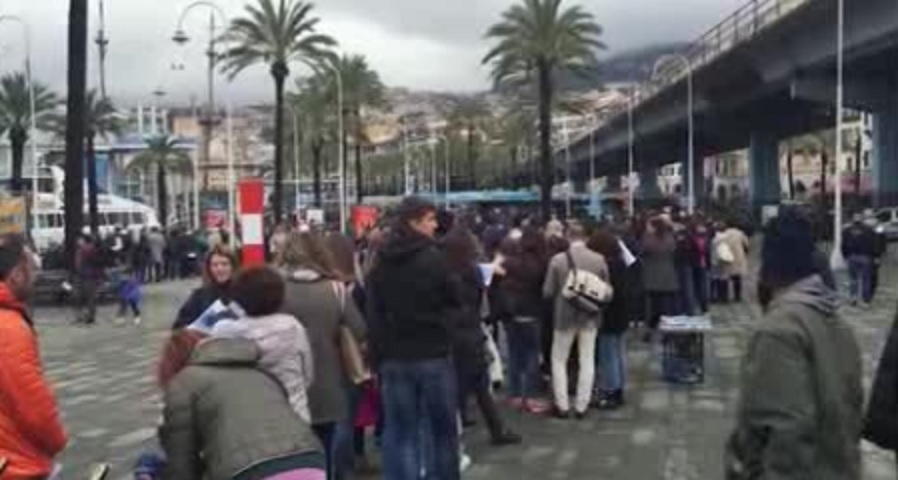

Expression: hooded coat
xmin=366 ymin=228 xmax=462 ymax=365
xmin=726 ymin=275 xmax=863 ymax=480
xmin=281 ymin=268 xmax=366 ymax=425
xmin=160 ymin=338 xmax=321 ymax=480
xmin=212 ymin=313 xmax=314 ymax=423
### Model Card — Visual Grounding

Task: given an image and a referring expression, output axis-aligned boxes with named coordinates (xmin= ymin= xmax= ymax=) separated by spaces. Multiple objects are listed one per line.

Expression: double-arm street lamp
xmin=0 ymin=15 xmax=39 ymax=230
xmin=172 ymin=1 xmax=231 ymax=236
xmin=652 ymin=54 xmax=694 ymax=214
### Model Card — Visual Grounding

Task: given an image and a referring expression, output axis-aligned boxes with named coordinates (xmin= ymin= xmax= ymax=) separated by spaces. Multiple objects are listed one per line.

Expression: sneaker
xmin=459 ymin=453 xmax=472 ymax=472
xmin=490 ymin=430 xmax=523 ymax=446
xmin=134 ymin=316 xmax=142 ymax=325
xmin=574 ymin=410 xmax=589 ymax=420
xmin=523 ymin=398 xmax=551 ymax=414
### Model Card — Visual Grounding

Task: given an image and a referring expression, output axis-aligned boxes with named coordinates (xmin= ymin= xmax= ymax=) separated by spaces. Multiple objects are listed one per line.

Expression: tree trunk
xmin=537 ymin=60 xmax=554 ymax=221
xmin=355 ymin=109 xmax=364 ymax=204
xmin=786 ymin=141 xmax=795 ymax=200
xmin=467 ymin=126 xmax=476 ymax=190
xmin=312 ymin=141 xmax=323 ymax=208
xmin=65 ymin=0 xmax=89 ymax=271
xmin=9 ymin=130 xmax=26 ymax=194
xmin=86 ymin=132 xmax=100 ymax=237
xmin=157 ymin=164 xmax=168 ymax=229
xmin=271 ymin=62 xmax=288 ymax=224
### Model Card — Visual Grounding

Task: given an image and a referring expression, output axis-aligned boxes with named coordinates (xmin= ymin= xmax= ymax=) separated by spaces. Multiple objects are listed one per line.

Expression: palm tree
xmin=65 ymin=0 xmax=89 ymax=270
xmin=448 ymin=97 xmax=491 ymax=189
xmin=50 ymin=90 xmax=123 ymax=236
xmin=128 ymin=135 xmax=191 ymax=228
xmin=331 ymin=54 xmax=386 ymax=204
xmin=291 ymin=74 xmax=334 ymax=207
xmin=0 ymin=73 xmax=58 ymax=194
xmin=221 ymin=0 xmax=336 ymax=224
xmin=498 ymin=109 xmax=532 ymax=187
xmin=483 ymin=0 xmax=605 ymax=219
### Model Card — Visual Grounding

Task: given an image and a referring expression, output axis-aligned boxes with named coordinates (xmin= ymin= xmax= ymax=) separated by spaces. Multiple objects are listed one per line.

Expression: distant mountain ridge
xmin=558 ymin=41 xmax=690 ymax=91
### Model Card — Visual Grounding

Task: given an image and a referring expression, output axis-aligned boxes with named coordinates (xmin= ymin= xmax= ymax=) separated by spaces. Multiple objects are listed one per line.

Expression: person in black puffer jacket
xmin=365 ymin=197 xmax=461 ymax=480
xmin=442 ymin=226 xmax=521 ymax=447
xmin=863 ymin=309 xmax=898 ymax=463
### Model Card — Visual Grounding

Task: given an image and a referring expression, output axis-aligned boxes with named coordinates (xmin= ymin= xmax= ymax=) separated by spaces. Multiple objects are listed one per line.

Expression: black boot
xmin=491 ymin=429 xmax=523 ymax=446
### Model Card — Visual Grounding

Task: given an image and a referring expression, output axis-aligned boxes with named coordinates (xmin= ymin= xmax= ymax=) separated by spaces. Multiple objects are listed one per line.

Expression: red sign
xmin=238 ymin=178 xmax=265 ymax=266
xmin=351 ymin=205 xmax=379 ymax=238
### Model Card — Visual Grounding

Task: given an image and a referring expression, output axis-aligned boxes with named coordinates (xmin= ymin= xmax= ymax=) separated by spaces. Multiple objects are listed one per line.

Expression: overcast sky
xmin=0 ymin=0 xmax=744 ymax=106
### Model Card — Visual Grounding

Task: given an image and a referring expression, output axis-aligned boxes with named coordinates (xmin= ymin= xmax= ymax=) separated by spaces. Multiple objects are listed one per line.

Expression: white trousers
xmin=551 ymin=324 xmax=598 ymax=413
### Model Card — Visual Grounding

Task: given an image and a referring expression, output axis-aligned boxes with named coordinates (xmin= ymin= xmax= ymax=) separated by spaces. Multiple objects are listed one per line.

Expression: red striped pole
xmin=238 ymin=178 xmax=265 ymax=266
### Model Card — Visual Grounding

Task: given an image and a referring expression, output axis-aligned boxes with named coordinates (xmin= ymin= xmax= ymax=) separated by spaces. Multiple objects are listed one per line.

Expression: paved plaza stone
xmin=36 ymin=253 xmax=898 ymax=479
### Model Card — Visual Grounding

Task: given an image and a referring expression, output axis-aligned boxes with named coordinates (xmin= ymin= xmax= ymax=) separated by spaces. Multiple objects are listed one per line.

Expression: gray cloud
xmin=0 ymin=0 xmax=746 ymax=106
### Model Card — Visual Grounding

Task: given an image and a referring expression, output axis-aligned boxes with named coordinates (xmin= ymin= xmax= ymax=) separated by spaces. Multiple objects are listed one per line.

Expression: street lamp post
xmin=319 ymin=61 xmax=344 ymax=233
xmin=652 ymin=54 xmax=694 ymax=214
xmin=0 ymin=16 xmax=39 ymax=232
xmin=831 ymin=0 xmax=846 ymax=270
xmin=562 ymin=120 xmax=572 ymax=218
xmin=588 ymin=116 xmax=596 ymax=216
xmin=627 ymin=88 xmax=636 ymax=215
xmin=292 ymin=109 xmax=301 ymax=213
xmin=172 ymin=0 xmax=230 ymax=234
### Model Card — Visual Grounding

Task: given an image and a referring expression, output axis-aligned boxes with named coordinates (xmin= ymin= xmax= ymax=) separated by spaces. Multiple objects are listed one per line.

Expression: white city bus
xmin=4 ymin=166 xmax=160 ymax=252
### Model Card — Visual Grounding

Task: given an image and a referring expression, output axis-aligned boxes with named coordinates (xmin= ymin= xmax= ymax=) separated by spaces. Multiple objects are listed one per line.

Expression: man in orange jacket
xmin=0 ymin=234 xmax=67 ymax=479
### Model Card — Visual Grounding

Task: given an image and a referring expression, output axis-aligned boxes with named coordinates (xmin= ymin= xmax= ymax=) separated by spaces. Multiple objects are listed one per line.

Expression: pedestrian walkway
xmin=38 ymin=267 xmax=898 ymax=479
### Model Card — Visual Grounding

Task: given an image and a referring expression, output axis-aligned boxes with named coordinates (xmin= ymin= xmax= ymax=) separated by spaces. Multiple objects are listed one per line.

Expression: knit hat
xmin=760 ymin=209 xmax=818 ymax=288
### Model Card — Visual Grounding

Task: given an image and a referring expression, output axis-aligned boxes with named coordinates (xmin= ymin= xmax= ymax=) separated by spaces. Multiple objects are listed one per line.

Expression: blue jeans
xmin=505 ymin=319 xmax=541 ymax=399
xmin=597 ymin=334 xmax=626 ymax=392
xmin=333 ymin=383 xmax=362 ymax=480
xmin=380 ymin=358 xmax=460 ymax=480
xmin=847 ymin=254 xmax=874 ymax=303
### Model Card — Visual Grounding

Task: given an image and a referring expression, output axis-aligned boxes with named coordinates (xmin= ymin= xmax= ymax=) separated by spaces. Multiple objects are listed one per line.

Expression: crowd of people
xmin=66 ymin=224 xmax=233 ymax=326
xmin=3 ymin=195 xmax=898 ymax=480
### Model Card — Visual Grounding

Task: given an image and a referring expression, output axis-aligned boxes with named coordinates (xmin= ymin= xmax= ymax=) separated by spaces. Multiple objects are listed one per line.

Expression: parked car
xmin=875 ymin=208 xmax=898 ymax=242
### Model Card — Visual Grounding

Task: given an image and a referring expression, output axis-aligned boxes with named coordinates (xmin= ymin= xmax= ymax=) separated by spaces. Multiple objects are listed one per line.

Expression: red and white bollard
xmin=238 ymin=178 xmax=265 ymax=266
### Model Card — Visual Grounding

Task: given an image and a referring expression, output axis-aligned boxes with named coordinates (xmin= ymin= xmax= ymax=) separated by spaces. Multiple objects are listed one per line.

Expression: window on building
xmin=863 ymin=152 xmax=871 ymax=169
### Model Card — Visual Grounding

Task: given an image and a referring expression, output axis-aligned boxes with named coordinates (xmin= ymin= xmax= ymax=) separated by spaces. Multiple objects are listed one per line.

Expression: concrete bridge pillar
xmin=639 ymin=168 xmax=662 ymax=200
xmin=873 ymin=96 xmax=898 ymax=207
xmin=749 ymin=131 xmax=782 ymax=208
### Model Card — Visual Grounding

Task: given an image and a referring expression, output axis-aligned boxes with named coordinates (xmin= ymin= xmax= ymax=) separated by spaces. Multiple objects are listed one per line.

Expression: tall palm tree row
xmin=330 ymin=54 xmax=386 ymax=204
xmin=0 ymin=73 xmax=58 ymax=194
xmin=448 ymin=97 xmax=491 ymax=190
xmin=50 ymin=90 xmax=123 ymax=236
xmin=483 ymin=0 xmax=605 ymax=220
xmin=290 ymin=74 xmax=336 ymax=208
xmin=128 ymin=135 xmax=192 ymax=229
xmin=221 ymin=0 xmax=336 ymax=224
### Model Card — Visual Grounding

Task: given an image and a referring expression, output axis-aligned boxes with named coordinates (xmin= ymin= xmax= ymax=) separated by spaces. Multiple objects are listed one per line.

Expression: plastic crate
xmin=659 ymin=316 xmax=712 ymax=384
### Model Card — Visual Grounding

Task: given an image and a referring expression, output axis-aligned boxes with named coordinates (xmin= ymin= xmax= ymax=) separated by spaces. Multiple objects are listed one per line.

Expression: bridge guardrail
xmin=607 ymin=0 xmax=811 ymax=125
